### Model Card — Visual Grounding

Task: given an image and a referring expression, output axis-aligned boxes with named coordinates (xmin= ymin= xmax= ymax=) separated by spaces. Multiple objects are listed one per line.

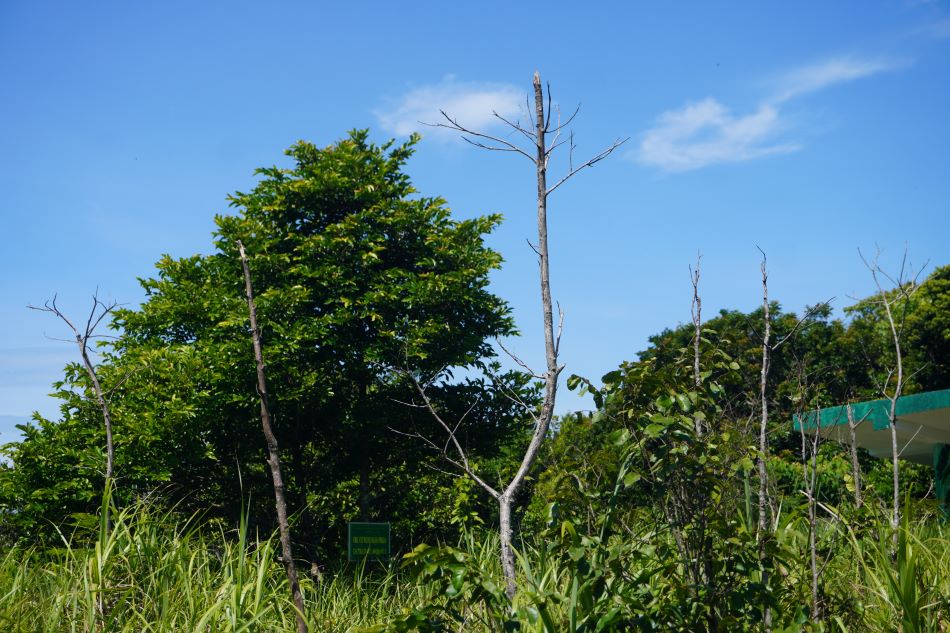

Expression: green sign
xmin=347 ymin=522 xmax=391 ymax=561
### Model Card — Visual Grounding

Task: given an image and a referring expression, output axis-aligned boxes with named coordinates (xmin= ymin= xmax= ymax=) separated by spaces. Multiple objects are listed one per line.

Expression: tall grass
xmin=0 ymin=497 xmax=433 ymax=632
xmin=0 ymin=497 xmax=945 ymax=631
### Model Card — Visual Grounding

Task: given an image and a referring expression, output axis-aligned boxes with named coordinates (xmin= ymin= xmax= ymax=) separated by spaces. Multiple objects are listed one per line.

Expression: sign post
xmin=347 ymin=522 xmax=391 ymax=562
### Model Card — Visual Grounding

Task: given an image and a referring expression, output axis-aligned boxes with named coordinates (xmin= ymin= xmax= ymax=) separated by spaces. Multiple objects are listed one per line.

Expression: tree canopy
xmin=0 ymin=131 xmax=533 ymax=554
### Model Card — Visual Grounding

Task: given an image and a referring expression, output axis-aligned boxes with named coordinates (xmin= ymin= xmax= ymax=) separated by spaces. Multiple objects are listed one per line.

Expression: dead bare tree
xmin=755 ymin=251 xmax=832 ymax=632
xmin=409 ymin=72 xmax=627 ymax=599
xmin=859 ymin=246 xmax=925 ymax=545
xmin=237 ymin=240 xmax=308 ymax=633
xmin=690 ymin=254 xmax=704 ymax=434
xmin=756 ymin=252 xmax=775 ymax=633
xmin=29 ymin=294 xmax=118 ymax=528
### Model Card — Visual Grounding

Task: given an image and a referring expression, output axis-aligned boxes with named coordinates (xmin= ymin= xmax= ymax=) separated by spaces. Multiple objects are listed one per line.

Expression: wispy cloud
xmin=771 ymin=56 xmax=902 ymax=103
xmin=374 ymin=76 xmax=524 ymax=139
xmin=639 ymin=100 xmax=799 ymax=172
xmin=637 ymin=55 xmax=901 ymax=172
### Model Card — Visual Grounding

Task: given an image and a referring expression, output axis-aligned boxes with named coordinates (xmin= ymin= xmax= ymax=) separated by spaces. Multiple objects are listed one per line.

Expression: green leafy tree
xmin=1 ymin=131 xmax=531 ymax=553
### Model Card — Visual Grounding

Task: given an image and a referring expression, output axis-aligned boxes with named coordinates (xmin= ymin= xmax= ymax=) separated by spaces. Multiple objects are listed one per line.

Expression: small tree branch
xmin=545 ymin=137 xmax=629 ymax=196
xmin=407 ymin=373 xmax=500 ymax=499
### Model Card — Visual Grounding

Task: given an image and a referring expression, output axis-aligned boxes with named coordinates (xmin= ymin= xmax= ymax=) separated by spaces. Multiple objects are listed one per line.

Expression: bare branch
xmin=497 ymin=339 xmax=542 ymax=379
xmin=546 ymin=137 xmax=629 ymax=196
xmin=526 ymin=238 xmax=541 ymax=258
xmin=546 ymin=103 xmax=581 ymax=136
xmin=483 ymin=364 xmax=540 ymax=422
xmin=492 ymin=111 xmax=537 ymax=143
xmin=428 ymin=111 xmax=536 ymax=163
xmin=897 ymin=424 xmax=925 ymax=458
xmin=773 ymin=298 xmax=835 ymax=351
xmin=407 ymin=373 xmax=500 ymax=499
xmin=554 ymin=302 xmax=565 ymax=359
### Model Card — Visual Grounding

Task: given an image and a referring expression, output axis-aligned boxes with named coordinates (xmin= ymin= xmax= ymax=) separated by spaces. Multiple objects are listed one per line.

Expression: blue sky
xmin=1 ymin=1 xmax=948 ymax=438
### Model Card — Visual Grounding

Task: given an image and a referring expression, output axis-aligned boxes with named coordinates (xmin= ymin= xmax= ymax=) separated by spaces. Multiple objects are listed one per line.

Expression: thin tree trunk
xmin=498 ymin=495 xmax=516 ymax=596
xmin=757 ymin=256 xmax=773 ymax=633
xmin=495 ymin=71 xmax=560 ymax=600
xmin=885 ymin=309 xmax=903 ymax=539
xmin=238 ymin=240 xmax=308 ymax=633
xmin=846 ymin=402 xmax=863 ymax=509
xmin=77 ymin=343 xmax=114 ymax=487
xmin=691 ymin=256 xmax=702 ymax=389
xmin=691 ymin=256 xmax=703 ymax=434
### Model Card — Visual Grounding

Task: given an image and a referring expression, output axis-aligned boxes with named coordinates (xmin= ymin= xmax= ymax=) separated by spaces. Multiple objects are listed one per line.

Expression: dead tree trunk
xmin=237 ymin=241 xmax=308 ymax=633
xmin=30 ymin=294 xmax=118 ymax=534
xmin=757 ymin=253 xmax=773 ymax=633
xmin=690 ymin=254 xmax=704 ymax=434
xmin=411 ymin=71 xmax=626 ymax=600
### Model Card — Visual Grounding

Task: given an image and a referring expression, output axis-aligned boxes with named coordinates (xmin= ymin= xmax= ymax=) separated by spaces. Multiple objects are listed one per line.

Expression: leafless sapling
xmin=859 ymin=246 xmax=925 ymax=546
xmin=408 ymin=72 xmax=627 ymax=599
xmin=29 ymin=293 xmax=119 ymax=530
xmin=237 ymin=240 xmax=308 ymax=633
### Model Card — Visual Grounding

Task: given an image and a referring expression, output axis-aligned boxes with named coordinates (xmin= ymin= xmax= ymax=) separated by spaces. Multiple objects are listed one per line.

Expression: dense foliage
xmin=0 ymin=131 xmax=535 ymax=556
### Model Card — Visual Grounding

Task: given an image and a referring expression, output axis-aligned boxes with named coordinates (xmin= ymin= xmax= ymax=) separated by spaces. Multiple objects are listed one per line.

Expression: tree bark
xmin=498 ymin=495 xmax=516 ymax=597
xmin=237 ymin=240 xmax=308 ymax=633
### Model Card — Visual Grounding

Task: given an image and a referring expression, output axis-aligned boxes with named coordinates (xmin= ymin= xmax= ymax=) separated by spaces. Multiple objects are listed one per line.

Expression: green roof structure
xmin=794 ymin=388 xmax=950 ymax=512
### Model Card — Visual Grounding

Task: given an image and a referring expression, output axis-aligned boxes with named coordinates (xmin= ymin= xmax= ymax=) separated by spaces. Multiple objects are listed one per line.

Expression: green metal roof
xmin=793 ymin=388 xmax=950 ymax=465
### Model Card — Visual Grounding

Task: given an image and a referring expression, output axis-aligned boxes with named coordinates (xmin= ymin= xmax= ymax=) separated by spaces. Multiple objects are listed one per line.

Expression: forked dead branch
xmin=28 ymin=294 xmax=119 ymax=506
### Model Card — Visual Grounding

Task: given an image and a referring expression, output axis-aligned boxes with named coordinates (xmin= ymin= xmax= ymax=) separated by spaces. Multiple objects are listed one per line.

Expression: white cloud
xmin=638 ymin=55 xmax=900 ymax=172
xmin=770 ymin=56 xmax=901 ymax=103
xmin=638 ymin=99 xmax=799 ymax=172
xmin=374 ymin=77 xmax=524 ymax=139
